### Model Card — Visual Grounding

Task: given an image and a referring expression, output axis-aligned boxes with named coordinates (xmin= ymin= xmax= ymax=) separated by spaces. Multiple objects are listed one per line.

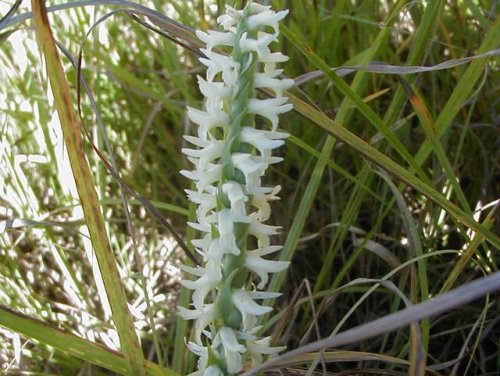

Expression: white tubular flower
xmin=216 ymin=327 xmax=247 ymax=373
xmin=245 ymin=255 xmax=289 ymax=289
xmin=186 ymin=106 xmax=229 ymax=138
xmin=200 ymin=49 xmax=241 ymax=88
xmin=232 ymin=289 xmax=273 ymax=316
xmin=248 ymin=97 xmax=293 ymax=131
xmin=254 ymin=71 xmax=295 ymax=97
xmin=247 ymin=9 xmax=288 ymax=34
xmin=196 ymin=30 xmax=236 ymax=51
xmin=179 ymin=2 xmax=293 ymax=375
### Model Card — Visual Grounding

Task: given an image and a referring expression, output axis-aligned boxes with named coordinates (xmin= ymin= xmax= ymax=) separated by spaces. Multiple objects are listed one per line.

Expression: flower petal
xmin=203 ymin=365 xmax=223 ymax=376
xmin=232 ymin=289 xmax=273 ymax=316
xmin=196 ymin=30 xmax=236 ymax=50
xmin=218 ymin=209 xmax=240 ymax=255
xmin=248 ymin=97 xmax=293 ymax=130
xmin=220 ymin=326 xmax=246 ymax=353
xmin=247 ymin=291 xmax=282 ymax=299
xmin=245 ymin=256 xmax=289 ymax=289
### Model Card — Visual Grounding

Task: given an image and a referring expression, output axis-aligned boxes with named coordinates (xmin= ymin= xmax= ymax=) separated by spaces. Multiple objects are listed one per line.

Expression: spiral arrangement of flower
xmin=178 ymin=2 xmax=293 ymax=374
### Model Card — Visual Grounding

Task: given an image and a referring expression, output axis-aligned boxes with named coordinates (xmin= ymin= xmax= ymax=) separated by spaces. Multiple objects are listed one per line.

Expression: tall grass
xmin=1 ymin=0 xmax=499 ymax=375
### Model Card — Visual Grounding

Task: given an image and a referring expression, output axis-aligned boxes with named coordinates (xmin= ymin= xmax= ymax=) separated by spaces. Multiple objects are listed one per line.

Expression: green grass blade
xmin=0 ymin=305 xmax=178 ymax=376
xmin=407 ymin=83 xmax=471 ymax=212
xmin=382 ymin=0 xmax=444 ymax=126
xmin=280 ymin=23 xmax=430 ymax=184
xmin=288 ymin=93 xmax=500 ymax=250
xmin=414 ymin=18 xmax=499 ymax=165
xmin=377 ymin=171 xmax=429 ymax=372
xmin=440 ymin=206 xmax=497 ymax=293
xmin=314 ymin=169 xmax=371 ymax=292
xmin=287 ymin=135 xmax=386 ymax=205
xmin=30 ymin=1 xmax=145 ymax=374
xmin=267 ymin=0 xmax=409 ymax=300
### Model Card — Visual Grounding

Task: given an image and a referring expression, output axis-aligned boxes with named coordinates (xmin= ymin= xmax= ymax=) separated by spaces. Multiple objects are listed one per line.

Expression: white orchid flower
xmin=178 ymin=2 xmax=293 ymax=374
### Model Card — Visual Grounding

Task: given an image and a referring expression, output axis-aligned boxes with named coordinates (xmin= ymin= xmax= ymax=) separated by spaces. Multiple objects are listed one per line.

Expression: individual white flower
xmin=239 ymin=31 xmax=278 ymax=59
xmin=245 ymin=255 xmax=289 ymax=289
xmin=178 ymin=304 xmax=216 ymax=344
xmin=216 ymin=327 xmax=247 ymax=373
xmin=240 ymin=126 xmax=288 ymax=162
xmin=247 ymin=9 xmax=289 ymax=34
xmin=187 ymin=106 xmax=228 ymax=129
xmin=222 ymin=181 xmax=249 ymax=221
xmin=180 ymin=163 xmax=222 ymax=191
xmin=184 ymin=189 xmax=216 ymax=205
xmin=200 ymin=49 xmax=241 ymax=87
xmin=232 ymin=289 xmax=273 ymax=316
xmin=246 ymin=221 xmax=281 ymax=250
xmin=232 ymin=153 xmax=268 ymax=187
xmin=249 ymin=221 xmax=280 ymax=237
xmin=246 ymin=335 xmax=285 ymax=365
xmin=196 ymin=30 xmax=236 ymax=50
xmin=182 ymin=258 xmax=222 ymax=309
xmin=186 ymin=341 xmax=209 ymax=371
xmin=185 ymin=189 xmax=217 ymax=225
xmin=197 ymin=75 xmax=233 ymax=99
xmin=249 ymin=185 xmax=282 ymax=221
xmin=187 ymin=221 xmax=211 ymax=233
xmin=217 ymin=13 xmax=237 ymax=31
xmin=218 ymin=209 xmax=240 ymax=255
xmin=182 ymin=141 xmax=224 ymax=169
xmin=190 ymin=234 xmax=211 ymax=253
xmin=254 ymin=71 xmax=295 ymax=97
xmin=248 ymin=97 xmax=294 ymax=130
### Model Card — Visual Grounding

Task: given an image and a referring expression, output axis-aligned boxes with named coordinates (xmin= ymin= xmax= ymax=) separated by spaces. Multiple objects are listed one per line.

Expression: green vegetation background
xmin=0 ymin=0 xmax=499 ymax=375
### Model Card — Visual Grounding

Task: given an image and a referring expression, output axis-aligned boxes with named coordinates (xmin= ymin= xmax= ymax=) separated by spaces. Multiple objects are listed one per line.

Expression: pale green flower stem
xmin=215 ymin=3 xmax=256 ymax=331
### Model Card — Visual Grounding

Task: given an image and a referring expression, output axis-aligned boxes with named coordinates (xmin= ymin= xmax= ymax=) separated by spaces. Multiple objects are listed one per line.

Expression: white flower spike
xmin=179 ymin=2 xmax=293 ymax=374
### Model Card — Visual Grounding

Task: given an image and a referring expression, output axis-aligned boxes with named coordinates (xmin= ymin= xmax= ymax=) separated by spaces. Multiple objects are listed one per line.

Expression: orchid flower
xmin=178 ymin=2 xmax=293 ymax=374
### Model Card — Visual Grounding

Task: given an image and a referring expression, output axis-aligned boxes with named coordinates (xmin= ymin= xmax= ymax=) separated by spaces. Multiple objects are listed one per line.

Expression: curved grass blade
xmin=382 ymin=0 xmax=444 ymax=135
xmin=377 ymin=171 xmax=428 ymax=375
xmin=270 ymin=350 xmax=441 ymax=375
xmin=58 ymin=32 xmax=166 ymax=366
xmin=295 ymin=48 xmax=500 ymax=85
xmin=243 ymin=272 xmax=500 ymax=376
xmin=0 ymin=0 xmax=22 ymax=30
xmin=30 ymin=1 xmax=145 ymax=374
xmin=57 ymin=39 xmax=198 ymax=264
